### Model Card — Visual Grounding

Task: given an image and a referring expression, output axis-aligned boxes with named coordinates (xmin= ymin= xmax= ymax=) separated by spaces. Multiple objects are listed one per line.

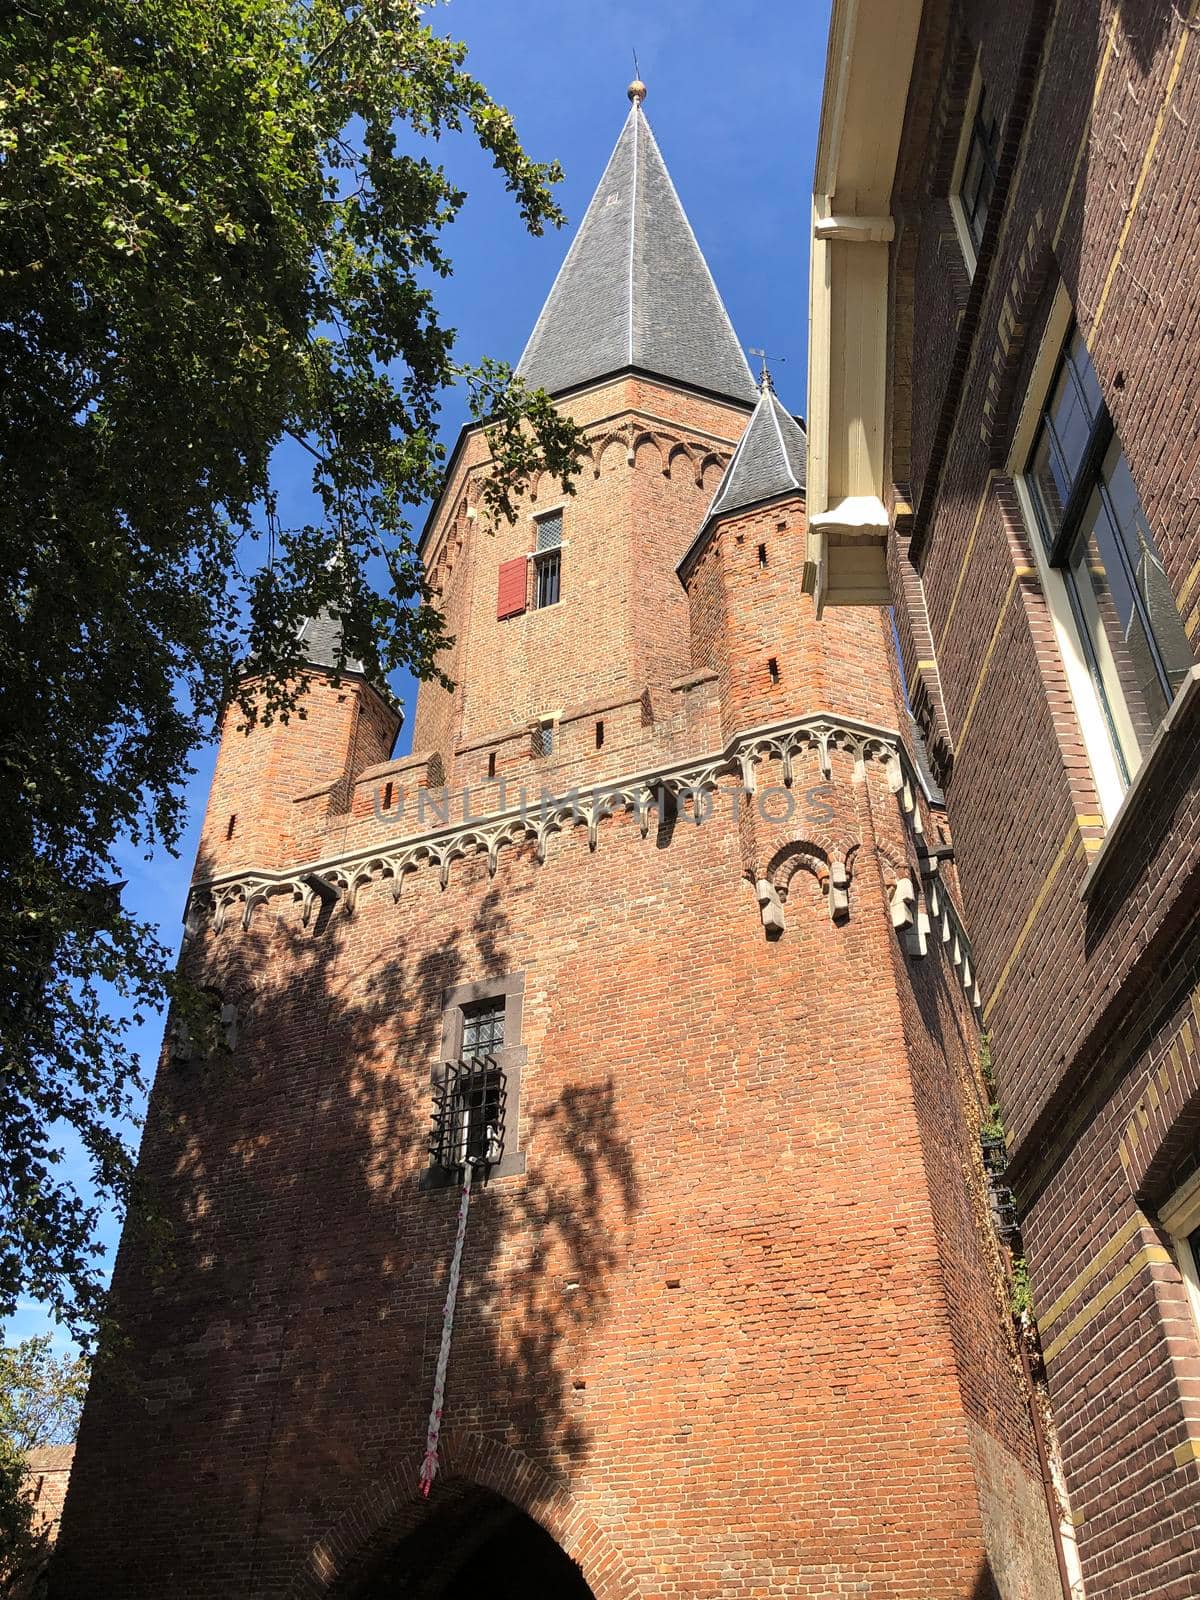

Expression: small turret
xmin=193 ymin=608 xmax=402 ymax=883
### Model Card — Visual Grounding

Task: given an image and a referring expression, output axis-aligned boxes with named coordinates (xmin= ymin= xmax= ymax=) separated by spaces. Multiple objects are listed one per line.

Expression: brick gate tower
xmin=54 ymin=86 xmax=1063 ymax=1599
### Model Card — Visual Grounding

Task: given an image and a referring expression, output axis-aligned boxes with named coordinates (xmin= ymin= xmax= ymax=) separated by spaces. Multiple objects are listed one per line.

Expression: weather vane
xmin=748 ymin=347 xmax=786 ymax=391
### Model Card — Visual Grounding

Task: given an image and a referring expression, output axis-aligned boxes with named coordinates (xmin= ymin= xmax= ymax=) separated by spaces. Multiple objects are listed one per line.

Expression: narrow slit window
xmin=595 ymin=720 xmax=605 ymax=749
xmin=487 ymin=750 xmax=497 ymax=779
xmin=758 ymin=544 xmax=768 ymax=568
xmin=226 ymin=814 xmax=237 ymax=840
xmin=768 ymin=657 xmax=780 ymax=685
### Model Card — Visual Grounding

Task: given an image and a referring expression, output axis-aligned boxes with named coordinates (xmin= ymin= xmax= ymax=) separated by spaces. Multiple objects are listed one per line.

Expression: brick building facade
xmin=807 ymin=1 xmax=1200 ymax=1593
xmin=54 ymin=85 xmax=1061 ymax=1597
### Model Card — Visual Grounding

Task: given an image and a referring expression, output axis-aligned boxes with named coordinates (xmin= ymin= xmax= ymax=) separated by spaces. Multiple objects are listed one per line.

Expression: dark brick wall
xmin=889 ymin=0 xmax=1200 ymax=1589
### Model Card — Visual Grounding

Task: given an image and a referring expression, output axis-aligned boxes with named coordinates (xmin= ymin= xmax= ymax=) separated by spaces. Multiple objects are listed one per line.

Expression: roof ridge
xmin=766 ymin=388 xmax=801 ymax=493
xmin=635 ymin=110 xmax=753 ymax=395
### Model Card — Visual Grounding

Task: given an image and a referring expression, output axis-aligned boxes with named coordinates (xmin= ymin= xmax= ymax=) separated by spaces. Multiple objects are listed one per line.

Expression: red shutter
xmin=497 ymin=557 xmax=527 ymax=620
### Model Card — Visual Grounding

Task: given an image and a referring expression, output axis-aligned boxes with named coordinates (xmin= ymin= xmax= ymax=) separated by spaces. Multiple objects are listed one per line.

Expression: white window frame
xmin=1007 ymin=284 xmax=1128 ymax=825
xmin=948 ymin=59 xmax=984 ymax=276
xmin=1162 ymin=1166 xmax=1200 ymax=1338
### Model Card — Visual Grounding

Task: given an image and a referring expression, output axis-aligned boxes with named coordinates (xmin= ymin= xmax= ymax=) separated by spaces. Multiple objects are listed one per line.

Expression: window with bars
xmin=958 ymin=80 xmax=999 ymax=253
xmin=1023 ymin=326 xmax=1192 ymax=794
xmin=429 ymin=998 xmax=506 ymax=1177
xmin=462 ymin=996 xmax=504 ymax=1056
xmin=426 ymin=978 xmax=527 ymax=1188
xmin=534 ymin=510 xmax=562 ymax=608
xmin=535 ymin=549 xmax=561 ymax=609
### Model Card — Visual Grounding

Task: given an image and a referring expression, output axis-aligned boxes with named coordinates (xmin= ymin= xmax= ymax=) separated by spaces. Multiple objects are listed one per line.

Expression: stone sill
xmin=1079 ymin=665 xmax=1200 ymax=902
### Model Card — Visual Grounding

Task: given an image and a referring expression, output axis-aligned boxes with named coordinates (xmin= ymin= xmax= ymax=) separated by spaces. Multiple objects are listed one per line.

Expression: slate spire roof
xmin=515 ymin=88 xmax=757 ymax=406
xmin=297 ymin=608 xmax=364 ymax=676
xmin=704 ymin=373 xmax=807 ymax=522
xmin=676 ymin=373 xmax=808 ymax=577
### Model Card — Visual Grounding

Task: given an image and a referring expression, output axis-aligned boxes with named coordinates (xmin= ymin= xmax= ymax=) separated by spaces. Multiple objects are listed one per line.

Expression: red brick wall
xmin=57 ymin=365 xmax=1054 ymax=1592
xmin=684 ymin=496 xmax=897 ymax=740
xmin=412 ymin=375 xmax=746 ymax=790
xmin=55 ymin=752 xmax=1053 ymax=1599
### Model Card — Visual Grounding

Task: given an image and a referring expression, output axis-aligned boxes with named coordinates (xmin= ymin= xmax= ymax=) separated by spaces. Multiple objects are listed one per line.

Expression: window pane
xmin=1102 ymin=445 xmax=1194 ymax=699
xmin=970 ymin=164 xmax=994 ymax=245
xmin=462 ymin=998 xmax=504 ymax=1057
xmin=536 ymin=510 xmax=563 ymax=551
xmin=1029 ymin=425 xmax=1073 ymax=553
xmin=1066 ymin=332 xmax=1104 ymax=425
xmin=1066 ymin=488 xmax=1169 ymax=780
xmin=962 ymin=138 xmax=986 ymax=218
xmin=1044 ymin=359 xmax=1092 ymax=493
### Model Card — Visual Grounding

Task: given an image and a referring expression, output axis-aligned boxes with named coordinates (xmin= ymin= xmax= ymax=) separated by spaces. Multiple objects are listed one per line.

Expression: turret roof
xmin=676 ymin=378 xmax=807 ymax=577
xmin=705 ymin=379 xmax=807 ymax=521
xmin=515 ymin=93 xmax=757 ymax=406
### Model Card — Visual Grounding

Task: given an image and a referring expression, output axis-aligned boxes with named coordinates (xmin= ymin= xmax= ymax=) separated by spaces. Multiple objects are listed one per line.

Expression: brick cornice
xmin=188 ymin=713 xmax=907 ymax=931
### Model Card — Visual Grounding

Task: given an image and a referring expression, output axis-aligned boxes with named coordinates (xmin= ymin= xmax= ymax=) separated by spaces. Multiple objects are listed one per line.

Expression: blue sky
xmin=6 ymin=0 xmax=832 ymax=1354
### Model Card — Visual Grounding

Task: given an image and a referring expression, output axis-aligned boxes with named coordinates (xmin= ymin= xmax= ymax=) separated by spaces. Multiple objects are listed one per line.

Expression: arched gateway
xmin=292 ymin=1436 xmax=641 ymax=1600
xmin=339 ymin=1484 xmax=592 ymax=1600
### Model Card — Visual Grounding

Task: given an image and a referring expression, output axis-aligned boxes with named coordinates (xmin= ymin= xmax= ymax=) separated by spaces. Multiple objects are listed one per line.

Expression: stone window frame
xmin=1162 ymin=1164 xmax=1200 ymax=1341
xmin=422 ymin=972 xmax=528 ymax=1188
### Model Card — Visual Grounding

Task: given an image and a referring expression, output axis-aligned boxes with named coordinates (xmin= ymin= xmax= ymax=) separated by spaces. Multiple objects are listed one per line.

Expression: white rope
xmin=418 ymin=1161 xmax=474 ymax=1496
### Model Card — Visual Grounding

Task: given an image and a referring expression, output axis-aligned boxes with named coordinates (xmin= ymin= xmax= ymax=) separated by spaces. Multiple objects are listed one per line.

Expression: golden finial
xmin=628 ymin=50 xmax=646 ymax=104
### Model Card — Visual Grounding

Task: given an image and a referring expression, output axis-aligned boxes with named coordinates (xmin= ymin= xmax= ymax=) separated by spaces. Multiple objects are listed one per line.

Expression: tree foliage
xmin=0 ymin=0 xmax=584 ymax=1344
xmin=0 ymin=1336 xmax=89 ymax=1592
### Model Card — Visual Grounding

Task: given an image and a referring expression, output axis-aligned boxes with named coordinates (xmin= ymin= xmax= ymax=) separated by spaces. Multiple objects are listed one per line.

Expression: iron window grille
xmin=532 ymin=720 xmax=554 ymax=758
xmin=534 ymin=548 xmax=561 ymax=609
xmin=960 ymin=82 xmax=1000 ymax=252
xmin=430 ymin=999 xmax=507 ymax=1177
xmin=430 ymin=1055 xmax=506 ymax=1177
xmin=980 ymin=1129 xmax=1019 ymax=1242
xmin=1025 ymin=326 xmax=1193 ymax=789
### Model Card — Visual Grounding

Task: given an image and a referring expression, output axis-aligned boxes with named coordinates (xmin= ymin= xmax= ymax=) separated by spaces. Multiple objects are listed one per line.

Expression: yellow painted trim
xmin=1044 ymin=1245 xmax=1174 ymax=1362
xmin=983 ymin=824 xmax=1081 ymax=1019
xmin=1040 ymin=1215 xmax=1143 ymax=1328
xmin=1178 ymin=557 xmax=1200 ymax=613
xmin=1172 ymin=1438 xmax=1200 ymax=1469
xmin=938 ymin=473 xmax=997 ymax=651
xmin=1093 ymin=3 xmax=1200 ymax=332
xmin=1052 ymin=10 xmax=1122 ymax=249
